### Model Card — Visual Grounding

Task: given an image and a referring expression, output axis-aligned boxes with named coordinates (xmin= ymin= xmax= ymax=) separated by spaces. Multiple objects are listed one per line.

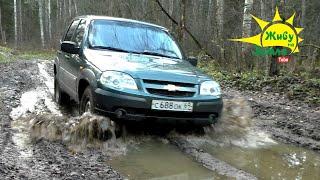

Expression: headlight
xmin=100 ymin=71 xmax=138 ymax=90
xmin=200 ymin=81 xmax=221 ymax=96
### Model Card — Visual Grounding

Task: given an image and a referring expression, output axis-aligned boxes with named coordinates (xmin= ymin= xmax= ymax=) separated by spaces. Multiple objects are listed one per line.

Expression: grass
xmin=0 ymin=45 xmax=55 ymax=63
xmin=0 ymin=46 xmax=13 ymax=54
xmin=0 ymin=46 xmax=14 ymax=63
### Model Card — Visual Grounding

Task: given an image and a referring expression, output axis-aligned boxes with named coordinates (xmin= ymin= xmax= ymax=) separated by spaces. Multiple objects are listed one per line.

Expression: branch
xmin=154 ymin=0 xmax=214 ymax=59
xmin=300 ymin=43 xmax=320 ymax=49
xmin=155 ymin=0 xmax=178 ymax=25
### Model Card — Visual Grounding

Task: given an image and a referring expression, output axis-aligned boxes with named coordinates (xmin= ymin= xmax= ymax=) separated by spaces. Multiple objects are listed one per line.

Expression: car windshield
xmin=88 ymin=20 xmax=183 ymax=59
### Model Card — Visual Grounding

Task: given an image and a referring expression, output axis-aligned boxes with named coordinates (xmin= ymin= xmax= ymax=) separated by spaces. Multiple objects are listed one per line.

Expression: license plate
xmin=151 ymin=100 xmax=193 ymax=112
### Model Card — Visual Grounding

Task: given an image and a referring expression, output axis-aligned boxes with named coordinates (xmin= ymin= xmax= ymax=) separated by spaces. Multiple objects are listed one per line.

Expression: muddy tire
xmin=115 ymin=122 xmax=127 ymax=139
xmin=54 ymin=77 xmax=70 ymax=105
xmin=79 ymin=86 xmax=95 ymax=115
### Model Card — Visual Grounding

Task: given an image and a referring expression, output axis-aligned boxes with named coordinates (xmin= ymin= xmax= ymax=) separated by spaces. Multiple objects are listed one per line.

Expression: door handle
xmin=64 ymin=54 xmax=71 ymax=59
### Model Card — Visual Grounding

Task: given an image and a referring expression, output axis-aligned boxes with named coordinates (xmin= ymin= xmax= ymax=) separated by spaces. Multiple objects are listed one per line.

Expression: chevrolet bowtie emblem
xmin=164 ymin=84 xmax=178 ymax=91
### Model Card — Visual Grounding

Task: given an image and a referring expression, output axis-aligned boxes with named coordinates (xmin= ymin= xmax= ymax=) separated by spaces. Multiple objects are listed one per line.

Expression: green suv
xmin=54 ymin=16 xmax=223 ymax=126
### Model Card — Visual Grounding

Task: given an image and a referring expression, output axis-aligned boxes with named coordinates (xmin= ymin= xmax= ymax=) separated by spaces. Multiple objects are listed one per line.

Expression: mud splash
xmin=28 ymin=113 xmax=127 ymax=156
xmin=195 ymin=96 xmax=276 ymax=149
xmin=210 ymin=97 xmax=254 ymax=136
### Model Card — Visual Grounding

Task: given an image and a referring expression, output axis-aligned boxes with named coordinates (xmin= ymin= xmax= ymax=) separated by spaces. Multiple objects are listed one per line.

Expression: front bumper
xmin=94 ymin=88 xmax=223 ymax=126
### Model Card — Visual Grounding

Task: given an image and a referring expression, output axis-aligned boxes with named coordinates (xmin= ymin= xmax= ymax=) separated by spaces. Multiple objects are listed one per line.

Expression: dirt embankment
xmin=0 ymin=60 xmax=122 ymax=179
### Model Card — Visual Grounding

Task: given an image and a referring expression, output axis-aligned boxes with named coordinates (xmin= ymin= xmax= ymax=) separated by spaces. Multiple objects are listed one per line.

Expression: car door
xmin=68 ymin=19 xmax=87 ymax=99
xmin=57 ymin=19 xmax=80 ymax=98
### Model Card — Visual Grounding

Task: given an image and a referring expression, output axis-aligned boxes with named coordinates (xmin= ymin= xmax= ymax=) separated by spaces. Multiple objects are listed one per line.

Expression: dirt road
xmin=0 ymin=60 xmax=122 ymax=179
xmin=0 ymin=59 xmax=319 ymax=179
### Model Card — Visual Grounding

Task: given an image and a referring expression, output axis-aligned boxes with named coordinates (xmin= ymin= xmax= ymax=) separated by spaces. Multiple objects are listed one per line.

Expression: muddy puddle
xmin=201 ymin=142 xmax=320 ymax=180
xmin=109 ymin=139 xmax=227 ymax=180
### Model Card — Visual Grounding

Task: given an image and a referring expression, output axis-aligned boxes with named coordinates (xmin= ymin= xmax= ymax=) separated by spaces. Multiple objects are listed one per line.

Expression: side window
xmin=73 ymin=20 xmax=86 ymax=46
xmin=64 ymin=19 xmax=80 ymax=41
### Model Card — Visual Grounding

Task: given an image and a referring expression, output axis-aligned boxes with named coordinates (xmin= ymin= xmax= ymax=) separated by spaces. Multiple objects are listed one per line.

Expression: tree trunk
xmin=14 ymin=0 xmax=18 ymax=48
xmin=178 ymin=0 xmax=186 ymax=43
xmin=48 ymin=0 xmax=52 ymax=40
xmin=73 ymin=0 xmax=78 ymax=15
xmin=260 ymin=0 xmax=269 ymax=74
xmin=0 ymin=8 xmax=4 ymax=44
xmin=38 ymin=0 xmax=45 ymax=48
xmin=216 ymin=0 xmax=224 ymax=61
xmin=68 ymin=0 xmax=72 ymax=17
xmin=63 ymin=0 xmax=67 ymax=25
xmin=242 ymin=0 xmax=253 ymax=69
xmin=216 ymin=0 xmax=224 ymax=40
xmin=18 ymin=0 xmax=22 ymax=43
xmin=269 ymin=0 xmax=285 ymax=76
xmin=206 ymin=0 xmax=213 ymax=37
xmin=301 ymin=0 xmax=306 ymax=27
xmin=311 ymin=49 xmax=318 ymax=71
xmin=168 ymin=0 xmax=174 ymax=30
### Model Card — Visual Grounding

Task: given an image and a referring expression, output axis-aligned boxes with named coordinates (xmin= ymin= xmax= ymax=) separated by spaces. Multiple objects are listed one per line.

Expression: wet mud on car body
xmin=54 ymin=16 xmax=223 ymax=127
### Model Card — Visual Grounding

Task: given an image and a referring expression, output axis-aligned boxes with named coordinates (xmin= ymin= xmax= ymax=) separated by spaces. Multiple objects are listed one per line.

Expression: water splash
xmin=194 ymin=96 xmax=277 ymax=148
xmin=203 ymin=97 xmax=254 ymax=138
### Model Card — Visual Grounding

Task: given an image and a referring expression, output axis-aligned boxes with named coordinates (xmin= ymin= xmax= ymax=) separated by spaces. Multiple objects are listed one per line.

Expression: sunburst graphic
xmin=230 ymin=7 xmax=303 ymax=54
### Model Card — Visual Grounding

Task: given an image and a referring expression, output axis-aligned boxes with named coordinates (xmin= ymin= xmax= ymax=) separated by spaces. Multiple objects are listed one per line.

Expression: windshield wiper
xmin=90 ymin=45 xmax=132 ymax=53
xmin=140 ymin=50 xmax=180 ymax=59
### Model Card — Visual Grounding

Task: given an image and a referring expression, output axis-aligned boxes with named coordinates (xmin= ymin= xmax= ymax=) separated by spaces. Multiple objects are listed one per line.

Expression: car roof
xmin=75 ymin=15 xmax=168 ymax=31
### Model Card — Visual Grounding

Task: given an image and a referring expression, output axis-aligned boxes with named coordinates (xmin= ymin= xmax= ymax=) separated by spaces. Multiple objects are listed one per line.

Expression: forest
xmin=0 ymin=1 xmax=318 ymax=68
xmin=0 ymin=0 xmax=319 ymax=104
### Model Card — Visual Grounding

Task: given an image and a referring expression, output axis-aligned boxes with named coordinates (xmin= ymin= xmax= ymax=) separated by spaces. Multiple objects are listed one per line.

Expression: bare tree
xmin=73 ymin=0 xmax=78 ymax=15
xmin=14 ymin=0 xmax=18 ymax=48
xmin=242 ymin=0 xmax=253 ymax=56
xmin=269 ymin=0 xmax=285 ymax=76
xmin=178 ymin=0 xmax=186 ymax=43
xmin=260 ymin=0 xmax=269 ymax=73
xmin=206 ymin=0 xmax=213 ymax=37
xmin=68 ymin=0 xmax=72 ymax=17
xmin=38 ymin=0 xmax=45 ymax=48
xmin=168 ymin=0 xmax=174 ymax=30
xmin=0 ymin=8 xmax=6 ymax=45
xmin=301 ymin=0 xmax=306 ymax=27
xmin=63 ymin=0 xmax=67 ymax=25
xmin=48 ymin=0 xmax=52 ymax=40
xmin=216 ymin=0 xmax=224 ymax=60
xmin=154 ymin=0 xmax=214 ymax=58
xmin=18 ymin=0 xmax=22 ymax=42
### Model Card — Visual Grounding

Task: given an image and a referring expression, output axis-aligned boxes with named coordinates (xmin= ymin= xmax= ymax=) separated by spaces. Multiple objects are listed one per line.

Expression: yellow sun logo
xmin=230 ymin=7 xmax=303 ymax=54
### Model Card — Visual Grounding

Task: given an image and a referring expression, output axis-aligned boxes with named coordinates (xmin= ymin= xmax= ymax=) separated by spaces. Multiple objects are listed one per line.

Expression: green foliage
xmin=0 ymin=53 xmax=5 ymax=62
xmin=0 ymin=46 xmax=13 ymax=63
xmin=199 ymin=59 xmax=320 ymax=106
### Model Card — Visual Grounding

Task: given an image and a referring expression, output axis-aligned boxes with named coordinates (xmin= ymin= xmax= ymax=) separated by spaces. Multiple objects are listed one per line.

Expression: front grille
xmin=143 ymin=79 xmax=195 ymax=87
xmin=146 ymin=88 xmax=195 ymax=97
xmin=143 ymin=79 xmax=197 ymax=98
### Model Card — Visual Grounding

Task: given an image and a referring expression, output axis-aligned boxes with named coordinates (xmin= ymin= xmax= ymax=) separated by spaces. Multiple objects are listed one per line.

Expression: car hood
xmin=84 ymin=49 xmax=210 ymax=84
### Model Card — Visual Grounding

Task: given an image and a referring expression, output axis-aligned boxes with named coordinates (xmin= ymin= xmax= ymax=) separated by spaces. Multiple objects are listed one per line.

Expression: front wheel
xmin=79 ymin=86 xmax=95 ymax=115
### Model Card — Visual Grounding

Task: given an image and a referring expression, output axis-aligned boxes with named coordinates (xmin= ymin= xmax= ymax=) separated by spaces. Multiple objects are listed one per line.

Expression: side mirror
xmin=61 ymin=41 xmax=79 ymax=54
xmin=187 ymin=57 xmax=198 ymax=66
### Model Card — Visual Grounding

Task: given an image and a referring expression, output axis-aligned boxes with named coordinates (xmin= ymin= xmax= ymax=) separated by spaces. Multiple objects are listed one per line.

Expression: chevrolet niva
xmin=54 ymin=16 xmax=223 ymax=127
